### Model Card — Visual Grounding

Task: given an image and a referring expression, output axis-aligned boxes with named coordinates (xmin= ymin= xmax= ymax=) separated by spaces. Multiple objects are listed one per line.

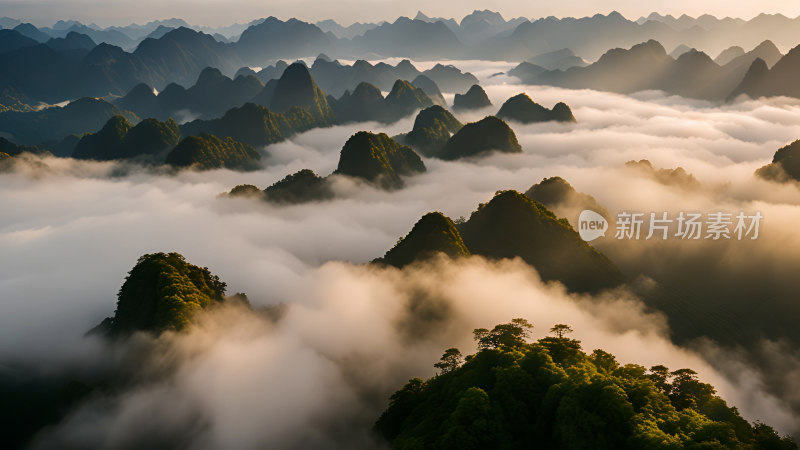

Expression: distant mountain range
xmin=4 ymin=10 xmax=800 ymax=62
xmin=3 ymin=10 xmax=800 ymax=108
xmin=509 ymin=39 xmax=785 ymax=101
xmin=0 ymin=62 xmax=454 ymax=156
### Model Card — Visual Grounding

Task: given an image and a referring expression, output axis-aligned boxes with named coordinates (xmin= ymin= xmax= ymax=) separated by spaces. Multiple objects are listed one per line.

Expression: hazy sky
xmin=2 ymin=0 xmax=800 ymax=27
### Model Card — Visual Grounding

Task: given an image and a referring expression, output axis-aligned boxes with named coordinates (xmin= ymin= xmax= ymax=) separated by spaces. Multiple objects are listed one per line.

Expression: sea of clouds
xmin=2 ymin=60 xmax=800 ymax=447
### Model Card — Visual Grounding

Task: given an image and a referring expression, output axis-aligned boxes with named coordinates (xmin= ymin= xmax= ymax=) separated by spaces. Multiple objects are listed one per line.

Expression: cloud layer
xmin=2 ymin=66 xmax=800 ymax=445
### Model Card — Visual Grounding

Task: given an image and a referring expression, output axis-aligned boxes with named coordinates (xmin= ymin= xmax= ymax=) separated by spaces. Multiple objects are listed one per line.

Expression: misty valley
xmin=1 ymin=6 xmax=800 ymax=450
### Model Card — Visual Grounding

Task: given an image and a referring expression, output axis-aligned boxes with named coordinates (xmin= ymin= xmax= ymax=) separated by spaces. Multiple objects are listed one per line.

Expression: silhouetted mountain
xmin=263 ymin=169 xmax=334 ymax=203
xmin=12 ymin=23 xmax=50 ymax=43
xmin=0 ymin=17 xmax=22 ymax=29
xmin=399 ymin=105 xmax=462 ymax=156
xmin=411 ymin=75 xmax=446 ymax=107
xmin=134 ymin=27 xmax=243 ymax=88
xmin=513 ymin=40 xmax=673 ymax=93
xmin=394 ymin=59 xmax=422 ymax=80
xmin=383 ymin=79 xmax=434 ymax=120
xmin=235 ymin=17 xmax=334 ymax=64
xmin=525 ymin=177 xmax=606 ymax=213
xmin=420 ymin=64 xmax=479 ymax=93
xmin=72 ymin=115 xmax=180 ymax=161
xmin=438 ymin=116 xmax=521 ymax=160
xmin=411 ymin=105 xmax=462 ymax=132
xmin=669 ymin=44 xmax=693 ymax=58
xmin=660 ymin=49 xmax=732 ymax=99
xmin=315 ymin=19 xmax=381 ymax=39
xmin=0 ymin=29 xmax=38 ymax=53
xmin=461 ymin=10 xmax=506 ymax=28
xmin=624 ymin=160 xmax=700 ymax=188
xmin=308 ymin=57 xmax=359 ymax=96
xmin=104 ymin=19 xmax=191 ymax=41
xmin=48 ymin=23 xmax=135 ymax=49
xmin=736 ymin=40 xmax=782 ymax=67
xmin=67 ymin=43 xmax=160 ymax=99
xmin=71 ymin=115 xmax=131 ymax=160
xmin=145 ymin=25 xmax=175 ymax=40
xmin=333 ymin=131 xmax=425 ymax=189
xmin=0 ymin=38 xmax=159 ymax=102
xmin=45 ymin=31 xmax=95 ymax=53
xmin=458 ymin=190 xmax=623 ymax=292
xmin=450 ymin=10 xmax=526 ymax=46
xmin=352 ymin=17 xmax=464 ymax=59
xmin=331 ymin=78 xmax=434 ymax=124
xmin=0 ymin=97 xmax=135 ymax=145
xmin=527 ymin=48 xmax=587 ymax=70
xmin=115 ymin=83 xmax=159 ymax=117
xmin=308 ymin=57 xmax=423 ymax=97
xmin=510 ymin=39 xmax=784 ymax=101
xmin=328 ymin=82 xmax=385 ymax=123
xmin=180 ymin=102 xmax=325 ymax=147
xmin=729 ymin=58 xmax=770 ymax=100
xmin=497 ymin=93 xmax=576 ymax=124
xmin=246 ymin=60 xmax=289 ymax=84
xmin=50 ymin=20 xmax=83 ymax=31
xmin=715 ymin=46 xmax=745 ymax=65
xmin=756 ymin=140 xmax=800 ymax=182
xmin=268 ymin=63 xmax=333 ymax=123
xmin=480 ymin=11 xmax=671 ymax=61
xmin=453 ymin=84 xmax=492 ymax=110
xmin=728 ymin=43 xmax=800 ymax=100
xmin=525 ymin=176 xmax=610 ymax=228
xmin=479 ymin=10 xmax=792 ymax=62
xmin=412 ymin=11 xmax=459 ymax=31
xmin=37 ymin=134 xmax=81 ymax=157
xmin=165 ymin=133 xmax=260 ymax=170
xmin=506 ymin=62 xmax=548 ymax=84
xmin=640 ymin=11 xmax=800 ymax=61
xmin=92 ymin=252 xmax=228 ymax=335
xmin=379 ymin=212 xmax=470 ymax=267
xmin=0 ymin=137 xmax=42 ymax=155
xmin=234 ymin=67 xmax=257 ymax=79
xmin=116 ymin=67 xmax=264 ymax=120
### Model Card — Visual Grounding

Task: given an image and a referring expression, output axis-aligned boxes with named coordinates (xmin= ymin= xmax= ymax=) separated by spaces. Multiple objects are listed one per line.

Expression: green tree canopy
xmin=375 ymin=319 xmax=797 ymax=450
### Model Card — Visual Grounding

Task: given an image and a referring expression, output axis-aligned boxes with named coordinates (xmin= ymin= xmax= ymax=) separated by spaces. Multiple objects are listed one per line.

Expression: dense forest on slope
xmin=377 ymin=191 xmax=623 ymax=293
xmin=92 ymin=252 xmax=229 ymax=335
xmin=376 ymin=319 xmax=798 ymax=449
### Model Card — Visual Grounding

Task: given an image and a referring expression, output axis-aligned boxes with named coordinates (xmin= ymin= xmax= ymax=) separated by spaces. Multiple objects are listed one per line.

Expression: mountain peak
xmin=439 ymin=115 xmax=521 ymax=160
xmin=93 ymin=252 xmax=228 ymax=336
xmin=195 ymin=67 xmax=227 ymax=87
xmin=412 ymin=105 xmax=462 ymax=133
xmin=411 ymin=75 xmax=446 ymax=106
xmin=459 ymin=190 xmax=623 ymax=292
xmin=728 ymin=57 xmax=770 ymax=101
xmin=460 ymin=10 xmax=506 ymax=27
xmin=607 ymin=11 xmax=626 ymax=20
xmin=380 ymin=212 xmax=470 ymax=267
xmin=453 ymin=84 xmax=492 ymax=110
xmin=384 ymin=79 xmax=433 ymax=117
xmin=414 ymin=11 xmax=431 ymax=21
xmin=497 ymin=93 xmax=576 ymax=124
xmin=270 ymin=62 xmax=333 ymax=122
xmin=334 ymin=131 xmax=425 ymax=190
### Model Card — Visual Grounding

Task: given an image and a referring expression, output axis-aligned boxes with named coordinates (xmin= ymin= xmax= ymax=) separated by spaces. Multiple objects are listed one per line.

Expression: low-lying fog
xmin=3 ymin=61 xmax=800 ymax=446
